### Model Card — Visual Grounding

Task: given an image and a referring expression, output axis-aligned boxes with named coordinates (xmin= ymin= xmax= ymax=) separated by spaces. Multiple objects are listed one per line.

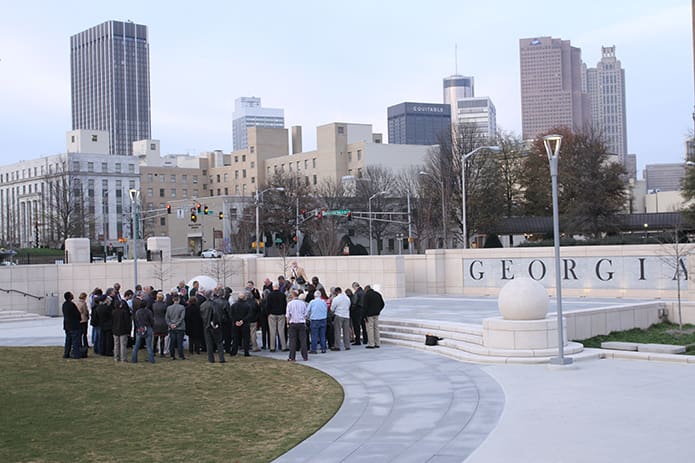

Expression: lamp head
xmin=543 ymin=134 xmax=562 ymax=161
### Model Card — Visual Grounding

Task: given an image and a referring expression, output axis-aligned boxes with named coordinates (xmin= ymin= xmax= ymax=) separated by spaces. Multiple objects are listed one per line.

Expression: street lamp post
xmin=255 ymin=187 xmax=285 ymax=256
xmin=461 ymin=145 xmax=501 ymax=249
xmin=544 ymin=134 xmax=572 ymax=366
xmin=128 ymin=189 xmax=140 ymax=289
xmin=369 ymin=191 xmax=387 ymax=255
xmin=420 ymin=171 xmax=447 ymax=248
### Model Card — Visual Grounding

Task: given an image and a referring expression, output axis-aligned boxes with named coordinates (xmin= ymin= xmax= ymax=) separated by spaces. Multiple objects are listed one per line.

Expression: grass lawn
xmin=0 ymin=347 xmax=343 ymax=463
xmin=577 ymin=322 xmax=695 ymax=354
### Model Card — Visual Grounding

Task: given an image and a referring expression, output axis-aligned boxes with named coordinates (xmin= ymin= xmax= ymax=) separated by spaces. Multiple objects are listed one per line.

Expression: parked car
xmin=201 ymin=249 xmax=223 ymax=258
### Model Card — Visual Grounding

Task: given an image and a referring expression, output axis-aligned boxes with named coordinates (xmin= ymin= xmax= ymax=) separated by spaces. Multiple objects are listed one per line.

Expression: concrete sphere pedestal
xmin=482 ymin=278 xmax=578 ymax=356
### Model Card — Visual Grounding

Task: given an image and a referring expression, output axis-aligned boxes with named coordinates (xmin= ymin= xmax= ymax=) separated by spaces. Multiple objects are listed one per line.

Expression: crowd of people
xmin=61 ymin=261 xmax=386 ymax=364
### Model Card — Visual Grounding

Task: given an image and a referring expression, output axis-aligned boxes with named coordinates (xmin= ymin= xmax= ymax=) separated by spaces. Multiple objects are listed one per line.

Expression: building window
xmin=150 ymin=143 xmax=156 ymax=150
xmin=230 ymin=208 xmax=238 ymax=219
xmin=337 ymin=126 xmax=344 ymax=134
xmin=312 ymin=158 xmax=316 ymax=168
xmin=160 ymin=217 xmax=166 ymax=226
xmin=72 ymin=161 xmax=80 ymax=171
xmin=357 ymin=149 xmax=362 ymax=160
xmin=242 ymin=169 xmax=247 ymax=178
xmin=234 ymin=156 xmax=238 ymax=163
xmin=147 ymin=173 xmax=153 ymax=183
xmin=182 ymin=174 xmax=188 ymax=183
xmin=171 ymin=175 xmax=176 ymax=183
xmin=193 ymin=175 xmax=198 ymax=184
xmin=242 ymin=155 xmax=246 ymax=162
xmin=160 ymin=174 xmax=165 ymax=183
xmin=171 ymin=189 xmax=176 ymax=198
xmin=159 ymin=188 xmax=165 ymax=197
xmin=101 ymin=162 xmax=108 ymax=173
xmin=224 ymin=187 xmax=228 ymax=194
xmin=242 ymin=184 xmax=247 ymax=194
xmin=313 ymin=175 xmax=317 ymax=185
xmin=115 ymin=163 xmax=122 ymax=173
xmin=250 ymin=146 xmax=255 ymax=154
xmin=235 ymin=185 xmax=239 ymax=194
xmin=217 ymin=189 xmax=221 ymax=195
xmin=348 ymin=151 xmax=352 ymax=161
xmin=92 ymin=134 xmax=98 ymax=142
xmin=250 ymin=161 xmax=255 ymax=168
xmin=147 ymin=187 xmax=153 ymax=197
xmin=251 ymin=177 xmax=255 ymax=184
xmin=304 ymin=160 xmax=308 ymax=170
xmin=182 ymin=188 xmax=188 ymax=197
xmin=194 ymin=189 xmax=199 ymax=197
xmin=223 ymin=173 xmax=228 ymax=182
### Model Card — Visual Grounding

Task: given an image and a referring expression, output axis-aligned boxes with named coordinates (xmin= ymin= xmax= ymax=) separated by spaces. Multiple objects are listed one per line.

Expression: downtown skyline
xmin=0 ymin=0 xmax=692 ymax=176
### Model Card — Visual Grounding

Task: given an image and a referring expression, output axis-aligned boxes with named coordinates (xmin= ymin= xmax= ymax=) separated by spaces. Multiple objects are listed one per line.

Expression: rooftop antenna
xmin=454 ymin=43 xmax=458 ymax=75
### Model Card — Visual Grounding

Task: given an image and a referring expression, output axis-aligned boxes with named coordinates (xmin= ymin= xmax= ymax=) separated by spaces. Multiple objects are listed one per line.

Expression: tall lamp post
xmin=544 ymin=134 xmax=572 ymax=365
xmin=461 ymin=145 xmax=501 ymax=248
xmin=128 ymin=189 xmax=140 ymax=289
xmin=369 ymin=191 xmax=388 ymax=255
xmin=255 ymin=187 xmax=285 ymax=255
xmin=419 ymin=171 xmax=447 ymax=248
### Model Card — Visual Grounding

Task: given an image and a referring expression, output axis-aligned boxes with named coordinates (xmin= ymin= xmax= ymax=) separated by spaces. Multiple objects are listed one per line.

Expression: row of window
xmin=145 ymin=173 xmax=199 ymax=184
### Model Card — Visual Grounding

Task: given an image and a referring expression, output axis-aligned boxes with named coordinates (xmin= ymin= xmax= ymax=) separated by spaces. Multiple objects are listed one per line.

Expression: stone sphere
xmin=498 ymin=278 xmax=549 ymax=320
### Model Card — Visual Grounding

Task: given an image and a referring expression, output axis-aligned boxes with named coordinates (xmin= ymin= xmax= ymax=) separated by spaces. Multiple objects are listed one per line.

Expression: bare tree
xmin=229 ymin=206 xmax=256 ymax=254
xmin=205 ymin=257 xmax=235 ymax=288
xmin=352 ymin=165 xmax=398 ymax=254
xmin=658 ymin=218 xmax=693 ymax=332
xmin=150 ymin=258 xmax=173 ymax=292
xmin=44 ymin=160 xmax=90 ymax=248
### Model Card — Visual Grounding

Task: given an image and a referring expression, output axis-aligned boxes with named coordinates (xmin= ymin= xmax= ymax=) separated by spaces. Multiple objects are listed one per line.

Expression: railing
xmin=0 ymin=288 xmax=44 ymax=300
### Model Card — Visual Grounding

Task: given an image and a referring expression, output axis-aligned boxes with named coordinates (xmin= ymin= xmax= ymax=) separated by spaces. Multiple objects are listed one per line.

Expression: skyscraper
xmin=519 ymin=36 xmax=590 ymax=139
xmin=584 ymin=46 xmax=628 ymax=162
xmin=387 ymin=102 xmax=451 ymax=145
xmin=232 ymin=97 xmax=285 ymax=151
xmin=71 ymin=20 xmax=151 ymax=156
xmin=455 ymin=97 xmax=497 ymax=140
xmin=443 ymin=75 xmax=474 ymax=108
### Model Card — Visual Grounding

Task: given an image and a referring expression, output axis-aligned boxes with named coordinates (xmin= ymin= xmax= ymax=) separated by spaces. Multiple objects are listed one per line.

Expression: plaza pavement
xmin=1 ymin=296 xmax=694 ymax=462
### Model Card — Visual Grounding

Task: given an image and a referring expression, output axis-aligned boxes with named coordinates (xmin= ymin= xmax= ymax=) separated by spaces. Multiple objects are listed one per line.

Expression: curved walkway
xmin=262 ymin=346 xmax=504 ymax=463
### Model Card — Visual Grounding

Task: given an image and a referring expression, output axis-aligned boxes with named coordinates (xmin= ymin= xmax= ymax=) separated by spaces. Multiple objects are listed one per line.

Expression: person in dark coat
xmin=112 ymin=298 xmax=132 ymax=362
xmin=362 ymin=285 xmax=385 ymax=349
xmin=185 ymin=295 xmax=204 ymax=354
xmin=350 ymin=282 xmax=367 ymax=345
xmin=93 ymin=295 xmax=114 ymax=356
xmin=151 ymin=292 xmax=169 ymax=357
xmin=62 ymin=292 xmax=82 ymax=359
xmin=200 ymin=289 xmax=225 ymax=363
xmin=229 ymin=292 xmax=251 ymax=356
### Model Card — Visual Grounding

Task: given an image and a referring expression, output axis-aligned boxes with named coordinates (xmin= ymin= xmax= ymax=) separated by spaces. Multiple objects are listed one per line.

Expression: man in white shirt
xmin=330 ymin=287 xmax=352 ymax=351
xmin=285 ymin=290 xmax=308 ymax=361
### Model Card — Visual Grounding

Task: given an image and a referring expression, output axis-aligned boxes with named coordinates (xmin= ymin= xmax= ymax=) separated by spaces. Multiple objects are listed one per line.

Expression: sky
xmin=1 ymin=0 xmax=692 ymax=177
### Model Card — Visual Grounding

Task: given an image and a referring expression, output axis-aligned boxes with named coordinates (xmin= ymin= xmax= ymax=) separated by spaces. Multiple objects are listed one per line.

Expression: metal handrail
xmin=0 ymin=288 xmax=44 ymax=300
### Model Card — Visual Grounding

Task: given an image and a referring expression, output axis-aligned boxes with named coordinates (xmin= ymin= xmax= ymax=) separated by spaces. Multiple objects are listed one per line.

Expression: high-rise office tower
xmin=519 ymin=37 xmax=590 ymax=139
xmin=584 ymin=46 xmax=628 ymax=162
xmin=455 ymin=97 xmax=497 ymax=140
xmin=71 ymin=20 xmax=151 ymax=156
xmin=232 ymin=97 xmax=285 ymax=151
xmin=443 ymin=75 xmax=474 ymax=108
xmin=387 ymin=102 xmax=451 ymax=145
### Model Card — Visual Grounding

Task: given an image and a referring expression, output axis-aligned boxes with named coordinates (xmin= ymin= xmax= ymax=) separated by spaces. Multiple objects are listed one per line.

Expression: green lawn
xmin=0 ymin=347 xmax=343 ymax=463
xmin=576 ymin=322 xmax=695 ymax=354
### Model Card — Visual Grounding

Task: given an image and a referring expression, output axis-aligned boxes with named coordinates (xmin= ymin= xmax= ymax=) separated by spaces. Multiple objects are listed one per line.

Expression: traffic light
xmin=204 ymin=205 xmax=209 ymax=215
xmin=317 ymin=210 xmax=324 ymax=219
xmin=166 ymin=204 xmax=171 ymax=214
xmin=191 ymin=212 xmax=197 ymax=223
xmin=218 ymin=211 xmax=224 ymax=220
xmin=196 ymin=203 xmax=202 ymax=213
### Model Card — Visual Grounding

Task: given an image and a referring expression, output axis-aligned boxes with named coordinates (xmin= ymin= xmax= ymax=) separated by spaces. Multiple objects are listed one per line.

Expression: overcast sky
xmin=1 ymin=0 xmax=692 ymax=177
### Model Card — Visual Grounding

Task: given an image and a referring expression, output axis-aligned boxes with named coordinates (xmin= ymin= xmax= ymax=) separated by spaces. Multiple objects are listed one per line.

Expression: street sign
xmin=324 ymin=209 xmax=351 ymax=216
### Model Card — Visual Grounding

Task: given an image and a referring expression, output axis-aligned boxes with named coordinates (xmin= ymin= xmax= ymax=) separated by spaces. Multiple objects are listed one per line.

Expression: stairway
xmin=0 ymin=311 xmax=50 ymax=323
xmin=380 ymin=317 xmax=598 ymax=364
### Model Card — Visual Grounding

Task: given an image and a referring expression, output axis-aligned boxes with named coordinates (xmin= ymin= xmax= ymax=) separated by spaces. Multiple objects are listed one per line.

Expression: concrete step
xmin=0 ymin=311 xmax=49 ymax=323
xmin=379 ymin=323 xmax=483 ymax=345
